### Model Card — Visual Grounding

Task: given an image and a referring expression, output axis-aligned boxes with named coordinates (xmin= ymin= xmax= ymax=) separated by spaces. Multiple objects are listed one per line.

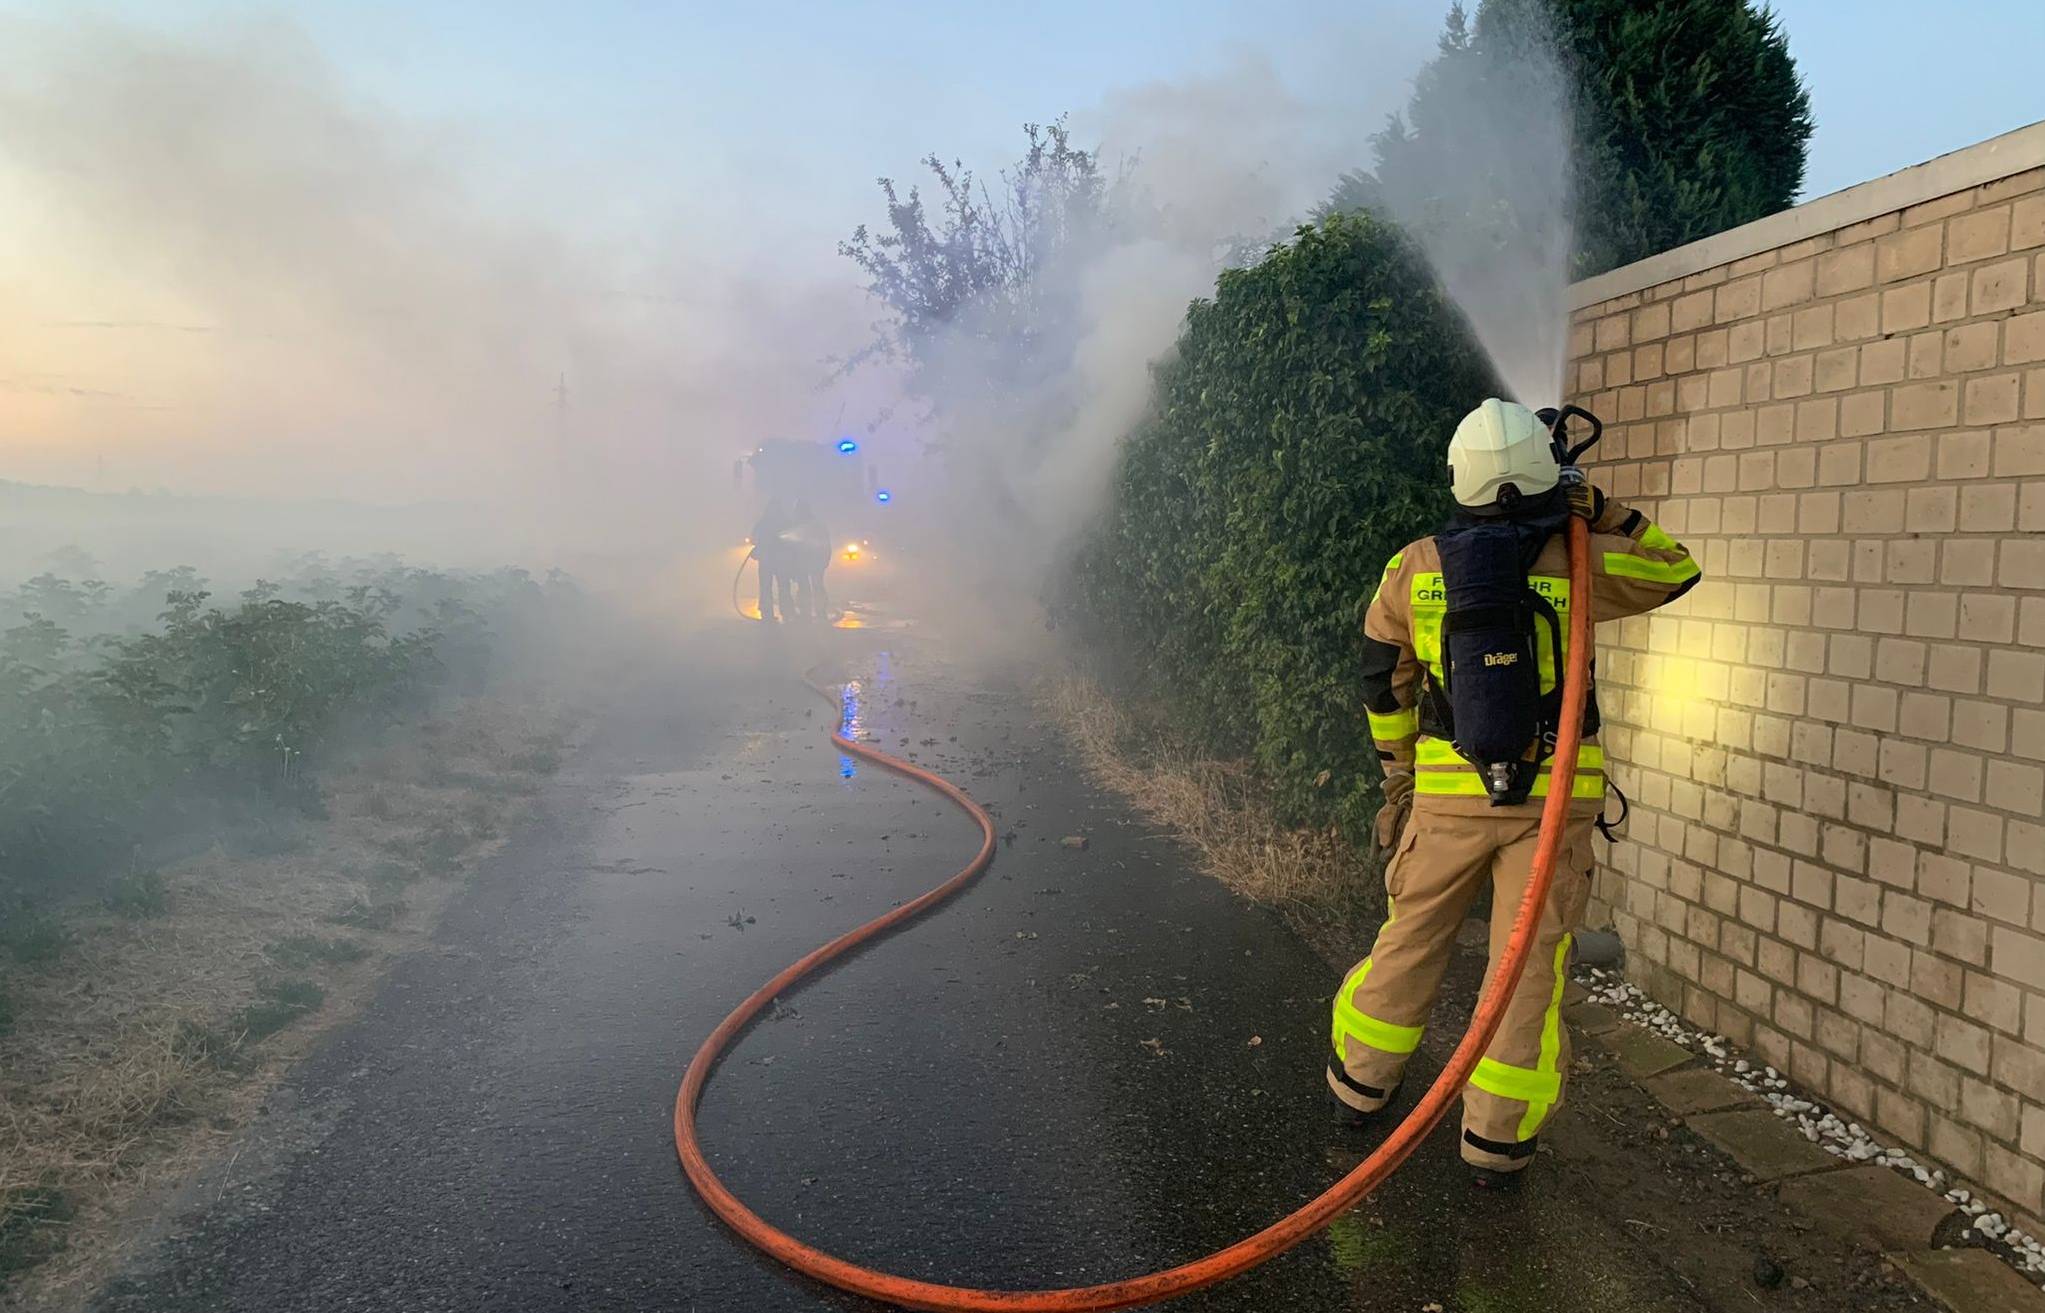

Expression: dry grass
xmin=1044 ymin=675 xmax=1383 ymax=948
xmin=0 ymin=694 xmax=578 ymax=1308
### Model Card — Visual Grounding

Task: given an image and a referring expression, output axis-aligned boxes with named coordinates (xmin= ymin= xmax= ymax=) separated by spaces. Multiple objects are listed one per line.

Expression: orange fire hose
xmin=675 ymin=515 xmax=1594 ymax=1311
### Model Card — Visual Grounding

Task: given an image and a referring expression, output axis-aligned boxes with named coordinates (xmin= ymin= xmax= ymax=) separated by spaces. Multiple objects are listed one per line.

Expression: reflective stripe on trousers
xmin=1466 ymin=932 xmax=1573 ymax=1138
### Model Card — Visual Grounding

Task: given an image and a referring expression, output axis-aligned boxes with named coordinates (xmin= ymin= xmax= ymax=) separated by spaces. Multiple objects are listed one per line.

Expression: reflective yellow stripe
xmin=1413 ymin=740 xmax=1603 ymax=770
xmin=1517 ymin=934 xmax=1574 ymax=1138
xmin=1331 ymin=898 xmax=1425 ymax=1058
xmin=1367 ymin=706 xmax=1419 ymax=740
xmin=1469 ymin=1054 xmax=1562 ymax=1105
xmin=1334 ymin=996 xmax=1425 ymax=1056
xmin=1410 ymin=739 xmax=1604 ymax=799
xmin=1371 ymin=552 xmax=1405 ymax=606
xmin=1414 ymin=771 xmax=1604 ymax=799
xmin=1640 ymin=522 xmax=1677 ymax=551
xmin=1603 ymin=550 xmax=1700 ymax=586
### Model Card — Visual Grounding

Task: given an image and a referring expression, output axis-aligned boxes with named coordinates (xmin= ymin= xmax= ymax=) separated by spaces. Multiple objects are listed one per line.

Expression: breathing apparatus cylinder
xmin=1433 ymin=401 xmax=1604 ymax=806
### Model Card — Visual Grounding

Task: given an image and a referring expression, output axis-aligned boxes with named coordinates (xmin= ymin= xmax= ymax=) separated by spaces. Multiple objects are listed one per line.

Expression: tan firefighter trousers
xmin=1327 ymin=807 xmax=1596 ymax=1173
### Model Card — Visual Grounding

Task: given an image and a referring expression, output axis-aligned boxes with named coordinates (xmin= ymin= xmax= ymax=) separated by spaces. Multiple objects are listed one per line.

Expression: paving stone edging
xmin=1565 ymin=983 xmax=2045 ymax=1311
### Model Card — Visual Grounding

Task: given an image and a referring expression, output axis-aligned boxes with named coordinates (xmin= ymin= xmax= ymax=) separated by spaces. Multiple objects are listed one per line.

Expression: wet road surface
xmin=90 ymin=628 xmax=1708 ymax=1313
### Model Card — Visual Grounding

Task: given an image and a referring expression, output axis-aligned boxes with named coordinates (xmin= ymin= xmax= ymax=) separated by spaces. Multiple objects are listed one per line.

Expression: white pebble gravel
xmin=1583 ymin=967 xmax=2045 ymax=1283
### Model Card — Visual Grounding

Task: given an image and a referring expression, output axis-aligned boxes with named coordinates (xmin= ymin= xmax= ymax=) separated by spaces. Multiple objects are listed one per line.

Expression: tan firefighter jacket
xmin=1361 ymin=497 xmax=1701 ymax=816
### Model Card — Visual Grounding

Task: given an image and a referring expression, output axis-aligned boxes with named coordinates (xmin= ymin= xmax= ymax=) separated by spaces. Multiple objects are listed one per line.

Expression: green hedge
xmin=1064 ymin=213 xmax=1494 ymax=837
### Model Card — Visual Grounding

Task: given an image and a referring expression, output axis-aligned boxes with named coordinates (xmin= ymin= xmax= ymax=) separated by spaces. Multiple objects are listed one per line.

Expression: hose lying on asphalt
xmin=675 ymin=515 xmax=1594 ymax=1312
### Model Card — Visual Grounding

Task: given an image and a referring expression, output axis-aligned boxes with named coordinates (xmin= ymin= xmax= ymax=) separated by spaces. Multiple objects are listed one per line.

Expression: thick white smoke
xmin=1359 ymin=7 xmax=1578 ymax=406
xmin=867 ymin=41 xmax=1435 ymax=623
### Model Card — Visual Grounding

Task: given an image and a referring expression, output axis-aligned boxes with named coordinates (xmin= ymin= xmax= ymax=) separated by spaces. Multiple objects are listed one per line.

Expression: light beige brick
xmin=1973 ymin=256 xmax=2030 ymax=314
xmin=1728 ymin=318 xmax=1766 ymax=362
xmin=1975 ymin=867 xmax=2033 ymax=924
xmin=1859 ymin=337 xmax=1906 ymax=386
xmin=1841 ymin=391 xmax=1886 ymax=437
xmin=1762 ymin=260 xmax=1815 ymax=310
xmin=1965 ymin=372 xmax=2022 ymax=426
xmin=1938 ymin=429 xmax=1992 ymax=478
xmin=1887 ymin=538 xmax=1936 ymax=583
xmin=1773 ymin=355 xmax=1813 ymax=398
xmin=1881 ymin=282 xmax=1931 ymax=333
xmin=1905 ymin=492 xmax=1955 ymax=548
xmin=1815 ymin=346 xmax=1858 ymax=393
xmin=1947 ymin=806 xmax=2004 ymax=863
xmin=1909 ymin=329 xmax=1944 ymax=379
xmin=1877 ymin=223 xmax=1944 ymax=282
xmin=1909 ymin=192 xmax=1978 ymax=226
xmin=1945 ymin=321 xmax=2000 ymax=373
xmin=1633 ymin=301 xmax=1672 ymax=342
xmin=1994 ymin=926 xmax=2045 ymax=989
xmin=1891 ymin=380 xmax=1959 ymax=429
xmin=1865 ymin=434 xmax=1931 ymax=483
xmin=1858 ymin=591 xmax=1905 ymax=633
xmin=1954 ymin=700 xmax=2008 ymax=753
xmin=1991 ymin=424 xmax=2045 ymax=476
xmin=1947 ymin=204 xmax=2013 ymax=263
xmin=1987 ymin=760 xmax=2045 ymax=815
xmin=2006 ymin=310 xmax=2045 ymax=366
xmin=2013 ymin=192 xmax=2045 ymax=250
xmin=1730 ymin=249 xmax=1779 ymax=278
xmin=1930 ymin=644 xmax=1983 ymax=692
xmin=1988 ymin=648 xmax=2045 ymax=699
xmin=1835 ymin=292 xmax=1880 ymax=341
xmin=1671 ymin=289 xmax=1714 ymax=333
xmin=1956 ymin=593 xmax=2015 ymax=641
xmin=1932 ymin=271 xmax=1969 ymax=322
xmin=1944 ymin=538 xmax=1997 ymax=587
xmin=2003 ymin=541 xmax=2045 ymax=596
xmin=1716 ymin=276 xmax=1761 ymax=323
xmin=1816 ymin=243 xmax=1875 ymax=296
xmin=1841 ymin=212 xmax=1903 ymax=246
xmin=1982 ymin=168 xmax=2045 ymax=203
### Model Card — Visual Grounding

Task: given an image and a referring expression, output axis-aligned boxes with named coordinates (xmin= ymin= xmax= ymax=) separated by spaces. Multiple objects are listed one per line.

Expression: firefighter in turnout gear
xmin=1328 ymin=398 xmax=1701 ymax=1184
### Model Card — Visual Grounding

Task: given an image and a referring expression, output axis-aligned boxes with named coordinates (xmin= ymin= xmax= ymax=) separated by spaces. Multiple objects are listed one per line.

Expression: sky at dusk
xmin=2 ymin=0 xmax=2039 ymax=502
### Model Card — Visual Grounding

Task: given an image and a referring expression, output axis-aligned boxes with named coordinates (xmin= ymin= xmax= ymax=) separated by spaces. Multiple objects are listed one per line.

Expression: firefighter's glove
xmin=1558 ymin=466 xmax=1604 ymax=522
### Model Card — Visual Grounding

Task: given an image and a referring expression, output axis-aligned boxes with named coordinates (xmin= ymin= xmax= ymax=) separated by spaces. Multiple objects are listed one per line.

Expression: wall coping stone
xmin=1570 ymin=119 xmax=2045 ymax=310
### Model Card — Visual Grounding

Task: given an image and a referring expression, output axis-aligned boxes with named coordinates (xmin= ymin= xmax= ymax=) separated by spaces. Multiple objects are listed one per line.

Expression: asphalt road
xmin=90 ymin=625 xmax=1704 ymax=1313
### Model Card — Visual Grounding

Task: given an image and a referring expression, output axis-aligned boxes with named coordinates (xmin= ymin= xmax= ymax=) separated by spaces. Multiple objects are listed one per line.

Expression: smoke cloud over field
xmin=0 ymin=15 xmax=879 ymax=585
xmin=0 ymin=7 xmax=1573 ymax=635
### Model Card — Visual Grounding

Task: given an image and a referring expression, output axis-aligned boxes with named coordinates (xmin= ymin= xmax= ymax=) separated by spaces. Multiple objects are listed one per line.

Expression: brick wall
xmin=1565 ymin=128 xmax=2045 ymax=1230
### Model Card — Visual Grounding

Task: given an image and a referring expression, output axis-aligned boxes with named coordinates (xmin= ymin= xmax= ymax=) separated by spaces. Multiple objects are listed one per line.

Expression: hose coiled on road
xmin=675 ymin=516 xmax=1594 ymax=1311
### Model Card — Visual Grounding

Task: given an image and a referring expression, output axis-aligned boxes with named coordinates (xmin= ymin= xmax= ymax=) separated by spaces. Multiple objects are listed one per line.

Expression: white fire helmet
xmin=1447 ymin=398 xmax=1559 ymax=513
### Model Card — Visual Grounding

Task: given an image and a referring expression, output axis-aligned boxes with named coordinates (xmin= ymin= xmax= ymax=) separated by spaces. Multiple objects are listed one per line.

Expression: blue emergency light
xmin=875 ymin=489 xmax=892 ymax=503
xmin=836 ymin=439 xmax=859 ymax=454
